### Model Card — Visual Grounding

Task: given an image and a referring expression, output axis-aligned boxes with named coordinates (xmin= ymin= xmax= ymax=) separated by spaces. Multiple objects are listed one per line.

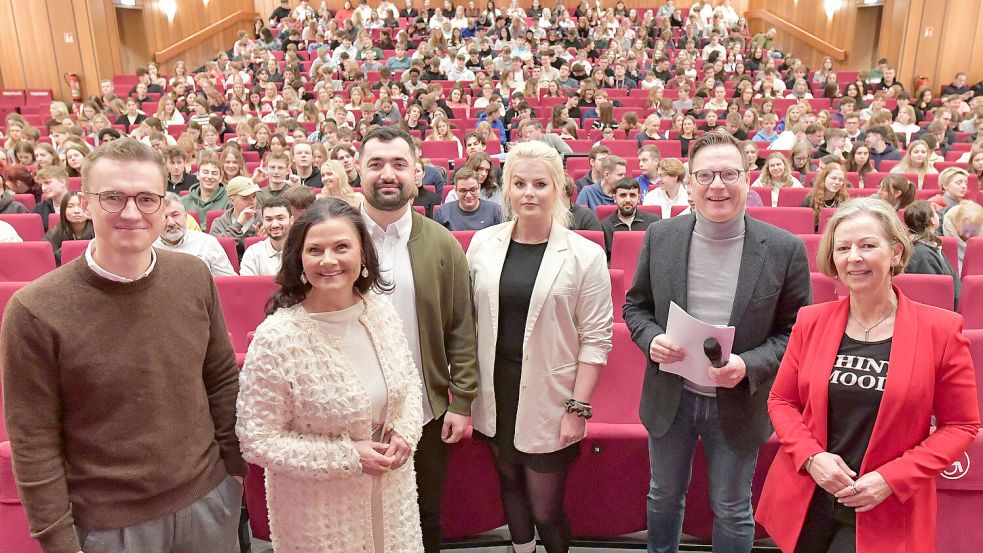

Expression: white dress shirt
xmin=643 ymin=185 xmax=691 ymax=219
xmin=239 ymin=238 xmax=284 ymax=276
xmin=152 ymin=231 xmax=236 ymax=277
xmin=85 ymin=241 xmax=157 ymax=282
xmin=361 ymin=204 xmax=431 ymax=424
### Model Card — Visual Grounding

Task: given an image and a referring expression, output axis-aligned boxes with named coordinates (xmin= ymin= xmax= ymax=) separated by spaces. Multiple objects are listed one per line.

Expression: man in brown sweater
xmin=0 ymin=138 xmax=247 ymax=553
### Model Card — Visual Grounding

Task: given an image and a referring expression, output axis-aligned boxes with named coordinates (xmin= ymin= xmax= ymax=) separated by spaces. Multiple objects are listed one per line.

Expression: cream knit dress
xmin=237 ymin=292 xmax=424 ymax=553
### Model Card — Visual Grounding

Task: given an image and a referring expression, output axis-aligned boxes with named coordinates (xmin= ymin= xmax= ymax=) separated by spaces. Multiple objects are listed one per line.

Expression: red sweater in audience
xmin=1 ymin=251 xmax=246 ymax=553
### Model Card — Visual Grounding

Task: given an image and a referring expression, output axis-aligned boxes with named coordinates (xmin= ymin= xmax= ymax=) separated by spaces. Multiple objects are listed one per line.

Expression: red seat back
xmin=962 ymin=237 xmax=983 ymax=278
xmin=958 ymin=276 xmax=983 ymax=330
xmin=747 ymin=207 xmax=815 ymax=234
xmin=776 ymin=187 xmax=811 ymax=207
xmin=213 ymin=276 xmax=279 ymax=354
xmin=0 ymin=214 xmax=44 ymax=241
xmin=590 ymin=323 xmax=645 ymax=424
xmin=0 ymin=243 xmax=56 ymax=281
xmin=59 ymin=240 xmax=90 ymax=266
xmin=894 ymin=273 xmax=955 ymax=310
xmin=609 ymin=269 xmax=625 ymax=323
xmin=810 ymin=273 xmax=837 ymax=303
xmin=611 ymin=231 xmax=646 ymax=289
xmin=215 ymin=237 xmax=240 ymax=273
xmin=451 ymin=230 xmax=476 ymax=253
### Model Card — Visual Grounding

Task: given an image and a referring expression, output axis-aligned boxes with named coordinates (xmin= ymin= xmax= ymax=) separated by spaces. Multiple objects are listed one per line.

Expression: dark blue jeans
xmin=646 ymin=390 xmax=757 ymax=553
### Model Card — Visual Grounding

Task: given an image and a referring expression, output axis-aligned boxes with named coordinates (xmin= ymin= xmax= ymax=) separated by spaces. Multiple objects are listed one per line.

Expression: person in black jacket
xmin=32 ymin=166 xmax=71 ymax=232
xmin=43 ymin=191 xmax=94 ymax=265
xmin=564 ymin=176 xmax=602 ymax=231
xmin=903 ymin=200 xmax=960 ymax=304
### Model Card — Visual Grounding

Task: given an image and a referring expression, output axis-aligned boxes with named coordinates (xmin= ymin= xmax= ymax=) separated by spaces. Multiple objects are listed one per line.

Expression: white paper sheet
xmin=661 ymin=301 xmax=736 ymax=388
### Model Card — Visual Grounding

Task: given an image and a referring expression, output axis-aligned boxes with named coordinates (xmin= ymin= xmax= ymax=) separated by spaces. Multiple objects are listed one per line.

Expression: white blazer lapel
xmin=523 ymin=223 xmax=569 ymax=344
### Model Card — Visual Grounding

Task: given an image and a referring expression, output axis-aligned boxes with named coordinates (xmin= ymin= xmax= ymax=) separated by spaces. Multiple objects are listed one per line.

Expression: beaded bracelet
xmin=564 ymin=398 xmax=593 ymax=420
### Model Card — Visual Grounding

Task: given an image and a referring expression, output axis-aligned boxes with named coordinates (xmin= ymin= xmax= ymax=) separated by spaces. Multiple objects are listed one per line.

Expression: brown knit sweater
xmin=1 ymin=249 xmax=247 ymax=553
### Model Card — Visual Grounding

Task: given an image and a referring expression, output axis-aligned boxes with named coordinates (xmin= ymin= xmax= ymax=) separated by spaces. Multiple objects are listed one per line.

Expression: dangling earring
xmin=361 ymin=265 xmax=369 ymax=278
xmin=300 ymin=272 xmax=308 ymax=284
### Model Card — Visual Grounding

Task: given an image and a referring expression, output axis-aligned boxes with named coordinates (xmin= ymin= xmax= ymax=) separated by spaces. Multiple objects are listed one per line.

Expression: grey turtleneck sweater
xmin=685 ymin=210 xmax=746 ymax=396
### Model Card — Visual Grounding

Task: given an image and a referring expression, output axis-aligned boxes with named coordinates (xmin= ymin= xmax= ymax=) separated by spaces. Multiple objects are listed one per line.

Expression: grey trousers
xmin=76 ymin=475 xmax=243 ymax=553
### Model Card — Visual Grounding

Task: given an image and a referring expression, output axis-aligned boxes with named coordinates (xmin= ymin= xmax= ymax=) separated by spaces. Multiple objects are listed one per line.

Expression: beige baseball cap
xmin=226 ymin=176 xmax=260 ymax=197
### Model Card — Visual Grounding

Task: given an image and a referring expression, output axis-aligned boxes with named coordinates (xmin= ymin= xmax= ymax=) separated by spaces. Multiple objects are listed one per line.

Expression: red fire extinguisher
xmin=64 ymin=73 xmax=82 ymax=103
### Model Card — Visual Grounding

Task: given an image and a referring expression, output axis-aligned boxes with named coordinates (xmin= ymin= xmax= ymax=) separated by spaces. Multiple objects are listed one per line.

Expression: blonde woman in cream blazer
xmin=466 ymin=141 xmax=613 ymax=553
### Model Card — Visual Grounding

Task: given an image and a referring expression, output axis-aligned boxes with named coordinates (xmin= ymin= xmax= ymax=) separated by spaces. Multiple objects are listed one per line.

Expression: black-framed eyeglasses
xmin=689 ymin=168 xmax=744 ymax=186
xmin=457 ymin=187 xmax=481 ymax=197
xmin=83 ymin=191 xmax=165 ymax=214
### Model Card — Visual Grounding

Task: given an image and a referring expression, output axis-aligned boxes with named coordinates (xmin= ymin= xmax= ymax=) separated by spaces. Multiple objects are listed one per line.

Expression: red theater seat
xmin=776 ymin=187 xmax=811 ymax=207
xmin=747 ymin=207 xmax=815 ymax=234
xmin=0 ymin=242 xmax=55 ymax=281
xmin=958 ymin=276 xmax=983 ymax=330
xmin=811 ymin=273 xmax=838 ymax=303
xmin=611 ymin=231 xmax=646 ymax=289
xmin=451 ymin=230 xmax=475 ymax=253
xmin=610 ymin=269 xmax=625 ymax=323
xmin=441 ymin=429 xmax=506 ymax=540
xmin=574 ymin=230 xmax=605 ymax=250
xmin=797 ymin=234 xmax=822 ymax=272
xmin=12 ymin=194 xmax=35 ymax=211
xmin=59 ymin=240 xmax=90 ymax=266
xmin=893 ymin=273 xmax=955 ymax=310
xmin=215 ymin=237 xmax=240 ymax=273
xmin=213 ymin=276 xmax=279 ymax=355
xmin=962 ymin=237 xmax=983 ymax=278
xmin=0 ymin=214 xmax=44 ymax=241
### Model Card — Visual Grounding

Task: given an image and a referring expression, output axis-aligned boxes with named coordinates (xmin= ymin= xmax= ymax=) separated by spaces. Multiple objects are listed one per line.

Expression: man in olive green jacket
xmin=358 ymin=126 xmax=478 ymax=553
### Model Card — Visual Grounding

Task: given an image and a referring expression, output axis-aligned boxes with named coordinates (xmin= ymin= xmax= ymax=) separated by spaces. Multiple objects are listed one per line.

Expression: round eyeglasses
xmin=689 ymin=168 xmax=744 ymax=186
xmin=83 ymin=191 xmax=165 ymax=214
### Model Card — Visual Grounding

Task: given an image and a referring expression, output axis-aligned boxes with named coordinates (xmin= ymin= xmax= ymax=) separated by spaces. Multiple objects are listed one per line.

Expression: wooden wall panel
xmin=935 ymin=1 xmax=981 ymax=91
xmin=746 ymin=0 xmax=858 ymax=71
xmin=0 ymin=0 xmax=24 ymax=89
xmin=9 ymin=1 xmax=62 ymax=94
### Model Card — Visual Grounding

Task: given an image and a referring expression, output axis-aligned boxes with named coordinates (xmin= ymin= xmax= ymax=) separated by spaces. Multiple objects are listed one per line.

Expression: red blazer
xmin=756 ymin=288 xmax=981 ymax=553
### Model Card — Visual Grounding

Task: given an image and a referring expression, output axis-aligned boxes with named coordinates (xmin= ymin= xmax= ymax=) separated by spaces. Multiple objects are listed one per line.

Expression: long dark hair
xmin=53 ymin=191 xmax=94 ymax=242
xmin=266 ymin=198 xmax=391 ymax=314
xmin=903 ymin=200 xmax=942 ymax=248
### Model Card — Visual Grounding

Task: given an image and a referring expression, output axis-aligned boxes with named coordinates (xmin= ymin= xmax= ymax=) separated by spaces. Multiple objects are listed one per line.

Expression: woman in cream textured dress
xmin=237 ymin=198 xmax=424 ymax=553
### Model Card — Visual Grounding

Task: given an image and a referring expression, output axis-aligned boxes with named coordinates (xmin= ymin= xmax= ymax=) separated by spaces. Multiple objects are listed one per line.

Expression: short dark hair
xmin=97 ymin=128 xmax=122 ymax=142
xmin=261 ymin=196 xmax=292 ymax=215
xmin=267 ymin=199 xmax=391 ymax=314
xmin=358 ymin=126 xmax=416 ymax=161
xmin=613 ymin=177 xmax=640 ymax=193
xmin=454 ymin=167 xmax=478 ymax=184
xmin=161 ymin=146 xmax=186 ymax=161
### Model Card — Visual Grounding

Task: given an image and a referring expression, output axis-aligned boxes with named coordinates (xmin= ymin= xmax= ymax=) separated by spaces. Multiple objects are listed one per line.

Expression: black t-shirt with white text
xmin=827 ymin=333 xmax=892 ymax=474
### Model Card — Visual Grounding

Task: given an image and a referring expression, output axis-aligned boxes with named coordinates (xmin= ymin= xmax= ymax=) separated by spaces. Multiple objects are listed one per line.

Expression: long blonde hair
xmin=317 ymin=159 xmax=360 ymax=208
xmin=501 ymin=141 xmax=571 ymax=227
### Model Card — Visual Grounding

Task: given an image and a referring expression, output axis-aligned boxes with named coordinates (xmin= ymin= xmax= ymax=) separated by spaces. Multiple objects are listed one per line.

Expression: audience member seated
xmin=576 ymin=146 xmax=611 ymax=192
xmin=209 ymin=176 xmax=260 ymax=254
xmin=942 ymin=200 xmax=983 ymax=273
xmin=600 ymin=177 xmax=660 ymax=257
xmin=316 ymin=159 xmax=363 ymax=208
xmin=434 ymin=167 xmax=502 ymax=231
xmin=164 ymin=146 xmax=198 ymax=194
xmin=412 ymin=160 xmax=442 ymax=218
xmin=33 ymin=166 xmax=71 ymax=232
xmin=576 ymin=154 xmax=627 ymax=211
xmin=182 ymin=157 xmax=231 ymax=224
xmin=239 ymin=196 xmax=293 ymax=276
xmin=635 ymin=145 xmax=662 ymax=194
xmin=642 ymin=158 xmax=690 ymax=218
xmin=44 ymin=191 xmax=93 ymax=264
xmin=802 ymin=162 xmax=849 ymax=231
xmin=155 ymin=192 xmax=237 ymax=276
xmin=904 ymin=200 xmax=960 ymax=300
xmin=875 ymin=174 xmax=916 ymax=210
xmin=565 ymin=175 xmax=602 ymax=232
xmin=864 ymin=125 xmax=903 ymax=170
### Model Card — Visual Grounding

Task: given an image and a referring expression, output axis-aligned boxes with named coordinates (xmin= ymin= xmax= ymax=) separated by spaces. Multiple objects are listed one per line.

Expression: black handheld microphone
xmin=704 ymin=338 xmax=727 ymax=368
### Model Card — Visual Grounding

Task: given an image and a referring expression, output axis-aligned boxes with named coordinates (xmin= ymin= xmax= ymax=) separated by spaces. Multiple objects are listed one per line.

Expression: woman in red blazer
xmin=757 ymin=197 xmax=980 ymax=553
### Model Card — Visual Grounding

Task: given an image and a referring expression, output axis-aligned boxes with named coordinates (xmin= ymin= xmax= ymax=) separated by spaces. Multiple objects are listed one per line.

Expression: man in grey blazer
xmin=624 ymin=131 xmax=811 ymax=553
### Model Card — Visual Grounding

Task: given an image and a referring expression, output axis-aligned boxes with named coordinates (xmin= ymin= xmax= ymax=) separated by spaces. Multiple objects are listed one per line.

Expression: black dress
xmin=476 ymin=240 xmax=579 ymax=471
